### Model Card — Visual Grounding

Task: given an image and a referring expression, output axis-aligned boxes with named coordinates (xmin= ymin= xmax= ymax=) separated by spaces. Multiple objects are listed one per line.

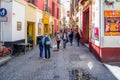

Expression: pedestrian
xmin=42 ymin=34 xmax=52 ymax=59
xmin=56 ymin=31 xmax=61 ymax=50
xmin=69 ymin=29 xmax=74 ymax=46
xmin=62 ymin=30 xmax=68 ymax=49
xmin=75 ymin=32 xmax=81 ymax=46
xmin=38 ymin=36 xmax=43 ymax=58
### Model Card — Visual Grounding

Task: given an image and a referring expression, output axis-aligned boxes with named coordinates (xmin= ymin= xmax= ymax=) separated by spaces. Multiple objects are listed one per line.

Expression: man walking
xmin=69 ymin=29 xmax=74 ymax=46
xmin=75 ymin=32 xmax=81 ymax=46
xmin=62 ymin=30 xmax=68 ymax=49
xmin=42 ymin=34 xmax=52 ymax=59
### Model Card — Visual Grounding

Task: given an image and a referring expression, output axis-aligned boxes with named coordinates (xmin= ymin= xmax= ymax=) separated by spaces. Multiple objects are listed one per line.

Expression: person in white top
xmin=56 ymin=31 xmax=61 ymax=50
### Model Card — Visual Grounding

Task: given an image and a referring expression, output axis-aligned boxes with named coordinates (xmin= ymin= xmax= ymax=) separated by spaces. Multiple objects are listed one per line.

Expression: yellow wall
xmin=26 ymin=4 xmax=37 ymax=45
xmin=42 ymin=11 xmax=50 ymax=35
xmin=26 ymin=4 xmax=37 ymax=22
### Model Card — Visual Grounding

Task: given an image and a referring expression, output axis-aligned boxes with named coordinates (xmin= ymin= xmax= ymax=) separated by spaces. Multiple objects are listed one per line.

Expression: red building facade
xmin=25 ymin=0 xmax=60 ymax=36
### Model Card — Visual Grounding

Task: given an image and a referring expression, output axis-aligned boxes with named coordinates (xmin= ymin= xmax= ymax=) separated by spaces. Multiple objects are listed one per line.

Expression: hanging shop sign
xmin=104 ymin=10 xmax=120 ymax=36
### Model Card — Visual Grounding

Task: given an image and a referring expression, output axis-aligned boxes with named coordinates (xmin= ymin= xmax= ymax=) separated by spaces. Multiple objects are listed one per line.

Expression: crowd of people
xmin=38 ymin=28 xmax=81 ymax=59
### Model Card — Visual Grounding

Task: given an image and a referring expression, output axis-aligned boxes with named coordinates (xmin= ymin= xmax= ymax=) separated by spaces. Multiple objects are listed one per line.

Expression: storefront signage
xmin=0 ymin=8 xmax=7 ymax=17
xmin=104 ymin=10 xmax=120 ymax=36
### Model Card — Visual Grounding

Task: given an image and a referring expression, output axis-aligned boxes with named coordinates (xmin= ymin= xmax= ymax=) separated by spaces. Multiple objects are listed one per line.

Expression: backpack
xmin=44 ymin=37 xmax=50 ymax=45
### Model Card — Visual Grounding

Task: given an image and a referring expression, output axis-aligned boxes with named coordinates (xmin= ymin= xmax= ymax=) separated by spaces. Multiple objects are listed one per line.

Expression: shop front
xmin=26 ymin=3 xmax=37 ymax=45
xmin=43 ymin=12 xmax=50 ymax=36
xmin=80 ymin=0 xmax=92 ymax=45
xmin=88 ymin=0 xmax=120 ymax=62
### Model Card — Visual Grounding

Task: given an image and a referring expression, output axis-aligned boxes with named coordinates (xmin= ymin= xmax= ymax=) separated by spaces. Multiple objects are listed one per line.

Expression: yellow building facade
xmin=26 ymin=3 xmax=37 ymax=45
xmin=15 ymin=0 xmax=37 ymax=45
xmin=42 ymin=11 xmax=50 ymax=36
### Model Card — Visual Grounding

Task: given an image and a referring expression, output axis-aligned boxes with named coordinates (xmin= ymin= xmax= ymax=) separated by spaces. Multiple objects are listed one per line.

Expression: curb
xmin=103 ymin=63 xmax=119 ymax=80
xmin=0 ymin=56 xmax=12 ymax=67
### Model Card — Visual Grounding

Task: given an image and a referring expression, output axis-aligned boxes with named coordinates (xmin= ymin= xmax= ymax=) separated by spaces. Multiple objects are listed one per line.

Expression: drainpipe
xmin=99 ymin=0 xmax=102 ymax=59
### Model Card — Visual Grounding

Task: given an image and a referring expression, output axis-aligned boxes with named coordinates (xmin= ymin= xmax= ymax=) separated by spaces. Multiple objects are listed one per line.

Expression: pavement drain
xmin=69 ymin=69 xmax=97 ymax=80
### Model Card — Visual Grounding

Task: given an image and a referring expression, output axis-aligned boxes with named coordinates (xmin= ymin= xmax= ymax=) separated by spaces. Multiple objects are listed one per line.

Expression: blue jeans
xmin=69 ymin=38 xmax=73 ymax=44
xmin=39 ymin=46 xmax=43 ymax=57
xmin=45 ymin=45 xmax=50 ymax=58
xmin=63 ymin=40 xmax=67 ymax=48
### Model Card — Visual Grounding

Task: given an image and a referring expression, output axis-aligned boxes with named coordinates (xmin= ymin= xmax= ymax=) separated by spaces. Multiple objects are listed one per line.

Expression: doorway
xmin=44 ymin=24 xmax=49 ymax=35
xmin=27 ymin=22 xmax=35 ymax=44
xmin=83 ymin=9 xmax=89 ymax=44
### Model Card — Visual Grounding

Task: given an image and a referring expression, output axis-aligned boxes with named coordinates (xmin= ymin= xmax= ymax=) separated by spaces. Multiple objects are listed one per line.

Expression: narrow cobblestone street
xmin=0 ymin=41 xmax=117 ymax=80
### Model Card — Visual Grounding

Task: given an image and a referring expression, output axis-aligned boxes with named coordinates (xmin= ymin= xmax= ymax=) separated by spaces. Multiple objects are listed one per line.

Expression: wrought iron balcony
xmin=57 ymin=0 xmax=60 ymax=4
xmin=44 ymin=5 xmax=51 ymax=13
xmin=28 ymin=0 xmax=36 ymax=6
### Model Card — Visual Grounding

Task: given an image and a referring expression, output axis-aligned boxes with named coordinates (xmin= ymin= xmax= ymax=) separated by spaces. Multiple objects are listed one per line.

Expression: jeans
xmin=39 ymin=46 xmax=43 ymax=57
xmin=69 ymin=38 xmax=73 ymax=45
xmin=57 ymin=41 xmax=60 ymax=49
xmin=45 ymin=45 xmax=50 ymax=58
xmin=77 ymin=39 xmax=80 ymax=46
xmin=63 ymin=40 xmax=67 ymax=48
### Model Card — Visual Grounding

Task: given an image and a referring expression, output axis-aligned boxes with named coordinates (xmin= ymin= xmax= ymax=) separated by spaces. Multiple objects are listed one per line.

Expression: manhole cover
xmin=69 ymin=69 xmax=97 ymax=80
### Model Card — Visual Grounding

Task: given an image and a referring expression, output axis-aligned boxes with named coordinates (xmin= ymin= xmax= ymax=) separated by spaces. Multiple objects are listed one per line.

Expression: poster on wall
xmin=17 ymin=21 xmax=22 ymax=31
xmin=104 ymin=10 xmax=120 ymax=36
xmin=38 ymin=23 xmax=42 ymax=35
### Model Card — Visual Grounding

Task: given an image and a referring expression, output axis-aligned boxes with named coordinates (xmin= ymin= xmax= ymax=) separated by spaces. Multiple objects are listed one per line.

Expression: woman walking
xmin=56 ymin=31 xmax=61 ymax=50
xmin=75 ymin=32 xmax=81 ymax=46
xmin=62 ymin=30 xmax=68 ymax=49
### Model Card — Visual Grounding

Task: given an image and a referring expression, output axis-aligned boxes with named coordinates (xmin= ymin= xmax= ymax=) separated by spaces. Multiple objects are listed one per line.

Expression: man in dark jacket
xmin=69 ymin=29 xmax=74 ymax=46
xmin=76 ymin=32 xmax=81 ymax=46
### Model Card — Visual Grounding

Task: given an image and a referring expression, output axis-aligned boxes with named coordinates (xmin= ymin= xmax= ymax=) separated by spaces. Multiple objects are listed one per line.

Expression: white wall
xmin=91 ymin=0 xmax=100 ymax=46
xmin=36 ymin=10 xmax=42 ymax=36
xmin=1 ymin=1 xmax=12 ymax=42
xmin=12 ymin=1 xmax=25 ymax=41
xmin=101 ymin=1 xmax=120 ymax=47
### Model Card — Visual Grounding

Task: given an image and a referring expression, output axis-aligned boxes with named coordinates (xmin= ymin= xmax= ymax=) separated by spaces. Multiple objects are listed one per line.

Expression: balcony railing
xmin=44 ymin=6 xmax=51 ymax=13
xmin=28 ymin=0 xmax=36 ymax=6
xmin=57 ymin=0 xmax=60 ymax=4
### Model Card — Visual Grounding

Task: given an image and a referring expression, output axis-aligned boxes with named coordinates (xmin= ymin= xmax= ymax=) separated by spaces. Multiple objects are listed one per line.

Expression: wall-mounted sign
xmin=0 ymin=8 xmax=7 ymax=17
xmin=0 ymin=17 xmax=8 ymax=22
xmin=104 ymin=10 xmax=120 ymax=36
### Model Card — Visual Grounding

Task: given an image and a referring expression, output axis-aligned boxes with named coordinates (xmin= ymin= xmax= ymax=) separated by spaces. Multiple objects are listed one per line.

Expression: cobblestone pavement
xmin=0 ymin=41 xmax=117 ymax=80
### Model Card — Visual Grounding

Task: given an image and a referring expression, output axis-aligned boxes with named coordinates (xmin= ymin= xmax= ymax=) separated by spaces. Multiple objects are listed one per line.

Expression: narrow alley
xmin=0 ymin=41 xmax=116 ymax=80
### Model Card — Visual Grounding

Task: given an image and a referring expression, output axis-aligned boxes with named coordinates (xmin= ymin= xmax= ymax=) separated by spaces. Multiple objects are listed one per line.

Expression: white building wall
xmin=36 ymin=10 xmax=42 ymax=36
xmin=12 ymin=1 xmax=25 ymax=41
xmin=93 ymin=0 xmax=101 ymax=46
xmin=101 ymin=1 xmax=120 ymax=47
xmin=1 ymin=1 xmax=12 ymax=42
